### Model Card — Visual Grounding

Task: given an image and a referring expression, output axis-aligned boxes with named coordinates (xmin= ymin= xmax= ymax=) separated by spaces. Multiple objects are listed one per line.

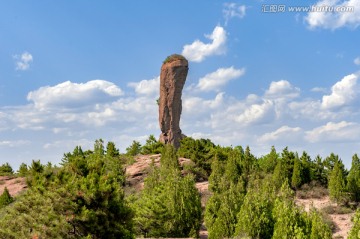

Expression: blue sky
xmin=1 ymin=0 xmax=360 ymax=169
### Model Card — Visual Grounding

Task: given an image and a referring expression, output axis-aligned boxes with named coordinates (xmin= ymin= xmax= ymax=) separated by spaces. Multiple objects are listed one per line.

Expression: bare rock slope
xmin=0 ymin=176 xmax=27 ymax=197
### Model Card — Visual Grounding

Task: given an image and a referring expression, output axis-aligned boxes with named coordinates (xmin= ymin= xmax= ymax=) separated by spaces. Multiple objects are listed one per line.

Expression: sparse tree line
xmin=1 ymin=136 xmax=360 ymax=238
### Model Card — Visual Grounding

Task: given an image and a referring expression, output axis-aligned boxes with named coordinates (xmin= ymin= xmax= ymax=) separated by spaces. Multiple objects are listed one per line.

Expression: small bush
xmin=297 ymin=182 xmax=328 ymax=199
xmin=321 ymin=205 xmax=353 ymax=215
xmin=318 ymin=210 xmax=337 ymax=232
xmin=163 ymin=54 xmax=186 ymax=64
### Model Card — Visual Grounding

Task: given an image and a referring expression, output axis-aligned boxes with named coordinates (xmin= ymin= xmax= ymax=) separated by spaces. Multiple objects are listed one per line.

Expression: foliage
xmin=0 ymin=140 xmax=134 ymax=239
xmin=258 ymin=146 xmax=278 ymax=173
xmin=235 ymin=179 xmax=275 ymax=239
xmin=0 ymin=163 xmax=13 ymax=176
xmin=347 ymin=154 xmax=360 ymax=202
xmin=328 ymin=160 xmax=346 ymax=203
xmin=205 ymin=182 xmax=245 ymax=239
xmin=163 ymin=54 xmax=186 ymax=64
xmin=0 ymin=187 xmax=13 ymax=208
xmin=205 ymin=148 xmax=246 ymax=238
xmin=272 ymin=158 xmax=288 ymax=190
xmin=292 ymin=157 xmax=303 ymax=189
xmin=272 ymin=183 xmax=310 ymax=239
xmin=17 ymin=163 xmax=29 ymax=176
xmin=132 ymin=145 xmax=202 ymax=238
xmin=310 ymin=155 xmax=327 ymax=186
xmin=178 ymin=137 xmax=216 ymax=177
xmin=349 ymin=209 xmax=360 ymax=239
xmin=309 ymin=210 xmax=332 ymax=239
xmin=141 ymin=135 xmax=164 ymax=154
xmin=300 ymin=151 xmax=312 ymax=185
xmin=126 ymin=140 xmax=142 ymax=156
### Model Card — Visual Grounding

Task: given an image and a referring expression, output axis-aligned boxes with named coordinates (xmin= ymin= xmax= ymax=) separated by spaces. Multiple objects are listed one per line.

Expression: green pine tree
xmin=291 ymin=157 xmax=302 ymax=189
xmin=349 ymin=209 xmax=360 ymax=239
xmin=133 ymin=145 xmax=202 ymax=238
xmin=0 ymin=187 xmax=13 ymax=208
xmin=347 ymin=154 xmax=360 ymax=202
xmin=328 ymin=160 xmax=346 ymax=203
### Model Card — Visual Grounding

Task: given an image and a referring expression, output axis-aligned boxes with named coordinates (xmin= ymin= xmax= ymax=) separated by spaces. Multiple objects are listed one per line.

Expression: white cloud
xmin=27 ymin=80 xmax=123 ymax=110
xmin=183 ymin=92 xmax=225 ymax=115
xmin=196 ymin=67 xmax=245 ymax=92
xmin=223 ymin=3 xmax=246 ymax=25
xmin=265 ymin=80 xmax=300 ymax=100
xmin=3 ymin=70 xmax=360 ymax=169
xmin=128 ymin=76 xmax=160 ymax=95
xmin=0 ymin=140 xmax=30 ymax=147
xmin=311 ymin=87 xmax=328 ymax=93
xmin=14 ymin=52 xmax=33 ymax=71
xmin=182 ymin=26 xmax=227 ymax=62
xmin=258 ymin=126 xmax=302 ymax=143
xmin=305 ymin=0 xmax=360 ymax=30
xmin=305 ymin=121 xmax=360 ymax=142
xmin=236 ymin=100 xmax=275 ymax=125
xmin=354 ymin=57 xmax=360 ymax=65
xmin=321 ymin=73 xmax=358 ymax=109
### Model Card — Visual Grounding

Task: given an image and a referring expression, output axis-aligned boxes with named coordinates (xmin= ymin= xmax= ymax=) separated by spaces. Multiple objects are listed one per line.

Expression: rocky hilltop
xmin=159 ymin=54 xmax=188 ymax=149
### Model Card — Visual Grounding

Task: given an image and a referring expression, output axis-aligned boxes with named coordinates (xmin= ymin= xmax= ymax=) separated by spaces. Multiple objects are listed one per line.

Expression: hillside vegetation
xmin=1 ymin=136 xmax=360 ymax=238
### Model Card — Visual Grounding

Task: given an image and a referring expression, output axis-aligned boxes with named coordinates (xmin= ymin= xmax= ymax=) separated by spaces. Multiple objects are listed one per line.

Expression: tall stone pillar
xmin=159 ymin=54 xmax=188 ymax=149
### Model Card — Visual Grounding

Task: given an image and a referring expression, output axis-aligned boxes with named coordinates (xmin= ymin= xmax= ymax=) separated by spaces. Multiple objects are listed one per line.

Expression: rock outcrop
xmin=159 ymin=54 xmax=188 ymax=149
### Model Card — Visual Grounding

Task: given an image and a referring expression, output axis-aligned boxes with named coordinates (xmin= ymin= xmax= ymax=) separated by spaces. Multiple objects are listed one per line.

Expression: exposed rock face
xmin=159 ymin=54 xmax=188 ymax=149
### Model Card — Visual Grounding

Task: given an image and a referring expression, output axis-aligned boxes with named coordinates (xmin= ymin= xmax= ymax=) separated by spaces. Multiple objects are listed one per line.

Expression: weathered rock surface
xmin=0 ymin=176 xmax=27 ymax=197
xmin=125 ymin=154 xmax=192 ymax=190
xmin=159 ymin=54 xmax=188 ymax=149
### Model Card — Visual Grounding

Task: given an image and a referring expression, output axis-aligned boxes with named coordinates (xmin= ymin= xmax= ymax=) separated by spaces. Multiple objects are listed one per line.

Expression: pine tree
xmin=126 ymin=140 xmax=142 ymax=156
xmin=17 ymin=163 xmax=29 ymax=176
xmin=258 ymin=146 xmax=278 ymax=173
xmin=235 ymin=179 xmax=275 ymax=239
xmin=328 ymin=160 xmax=346 ymax=203
xmin=309 ymin=210 xmax=332 ymax=239
xmin=0 ymin=187 xmax=13 ymax=208
xmin=272 ymin=159 xmax=287 ymax=190
xmin=133 ymin=145 xmax=201 ymax=238
xmin=141 ymin=135 xmax=164 ymax=154
xmin=347 ymin=154 xmax=360 ymax=202
xmin=349 ymin=209 xmax=360 ymax=239
xmin=300 ymin=151 xmax=311 ymax=185
xmin=311 ymin=155 xmax=327 ymax=186
xmin=291 ymin=157 xmax=302 ymax=189
xmin=0 ymin=163 xmax=13 ymax=176
xmin=272 ymin=182 xmax=310 ymax=239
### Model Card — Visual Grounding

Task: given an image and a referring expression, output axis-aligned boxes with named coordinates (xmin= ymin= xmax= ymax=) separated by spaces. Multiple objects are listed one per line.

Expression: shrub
xmin=163 ymin=54 xmax=186 ymax=64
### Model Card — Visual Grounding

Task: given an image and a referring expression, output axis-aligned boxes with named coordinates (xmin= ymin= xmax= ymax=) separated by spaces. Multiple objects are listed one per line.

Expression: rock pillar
xmin=159 ymin=54 xmax=188 ymax=149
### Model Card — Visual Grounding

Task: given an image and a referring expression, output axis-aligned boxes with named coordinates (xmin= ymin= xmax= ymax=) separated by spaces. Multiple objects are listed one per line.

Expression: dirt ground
xmin=296 ymin=196 xmax=354 ymax=239
xmin=0 ymin=176 xmax=27 ymax=197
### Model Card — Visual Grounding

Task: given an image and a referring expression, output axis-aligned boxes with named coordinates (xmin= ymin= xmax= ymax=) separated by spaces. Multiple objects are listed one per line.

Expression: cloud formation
xmin=305 ymin=121 xmax=360 ymax=143
xmin=305 ymin=0 xmax=360 ymax=30
xmin=2 ymin=70 xmax=360 ymax=169
xmin=14 ymin=52 xmax=33 ymax=71
xmin=196 ymin=66 xmax=245 ymax=92
xmin=223 ymin=2 xmax=246 ymax=25
xmin=265 ymin=80 xmax=300 ymax=100
xmin=128 ymin=76 xmax=160 ymax=96
xmin=321 ymin=73 xmax=358 ymax=109
xmin=182 ymin=26 xmax=227 ymax=62
xmin=258 ymin=126 xmax=302 ymax=143
xmin=27 ymin=80 xmax=123 ymax=110
xmin=354 ymin=57 xmax=360 ymax=65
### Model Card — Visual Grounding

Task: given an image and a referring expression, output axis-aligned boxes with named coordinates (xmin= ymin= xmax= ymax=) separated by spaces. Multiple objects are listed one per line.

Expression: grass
xmin=163 ymin=54 xmax=186 ymax=64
